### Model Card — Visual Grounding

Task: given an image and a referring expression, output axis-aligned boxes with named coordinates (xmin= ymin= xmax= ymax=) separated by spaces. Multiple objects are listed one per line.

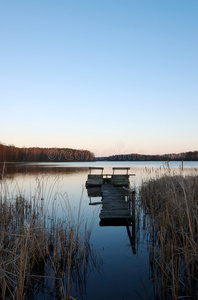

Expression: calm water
xmin=1 ymin=161 xmax=198 ymax=299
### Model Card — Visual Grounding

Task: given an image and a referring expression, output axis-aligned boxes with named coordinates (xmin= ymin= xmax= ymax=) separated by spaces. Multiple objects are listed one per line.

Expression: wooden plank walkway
xmin=99 ymin=184 xmax=131 ymax=221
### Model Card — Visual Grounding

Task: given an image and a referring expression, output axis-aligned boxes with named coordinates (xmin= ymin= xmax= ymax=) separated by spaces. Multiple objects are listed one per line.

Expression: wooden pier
xmin=86 ymin=168 xmax=137 ymax=253
xmin=86 ymin=167 xmax=135 ymax=224
xmin=86 ymin=167 xmax=135 ymax=187
xmin=99 ymin=183 xmax=131 ymax=223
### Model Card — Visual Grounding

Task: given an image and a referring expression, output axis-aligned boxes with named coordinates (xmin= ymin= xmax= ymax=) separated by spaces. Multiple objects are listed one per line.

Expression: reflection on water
xmin=86 ymin=183 xmax=137 ymax=255
xmin=1 ymin=162 xmax=89 ymax=177
xmin=0 ymin=161 xmax=198 ymax=299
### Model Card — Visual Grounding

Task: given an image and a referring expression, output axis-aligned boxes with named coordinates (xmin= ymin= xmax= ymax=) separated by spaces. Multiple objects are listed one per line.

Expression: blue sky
xmin=1 ymin=0 xmax=198 ymax=156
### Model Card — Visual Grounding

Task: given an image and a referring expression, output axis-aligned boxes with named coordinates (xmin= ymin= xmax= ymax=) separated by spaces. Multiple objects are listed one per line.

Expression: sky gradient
xmin=1 ymin=0 xmax=198 ymax=157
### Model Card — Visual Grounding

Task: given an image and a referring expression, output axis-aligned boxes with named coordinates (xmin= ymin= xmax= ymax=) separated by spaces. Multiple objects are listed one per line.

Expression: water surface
xmin=1 ymin=161 xmax=198 ymax=299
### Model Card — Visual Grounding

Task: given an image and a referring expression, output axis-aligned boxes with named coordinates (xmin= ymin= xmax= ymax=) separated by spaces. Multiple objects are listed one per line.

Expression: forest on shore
xmin=96 ymin=151 xmax=198 ymax=161
xmin=1 ymin=143 xmax=197 ymax=163
xmin=0 ymin=144 xmax=95 ymax=162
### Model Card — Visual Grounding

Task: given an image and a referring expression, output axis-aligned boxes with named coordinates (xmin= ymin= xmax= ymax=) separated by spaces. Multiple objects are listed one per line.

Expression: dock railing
xmin=89 ymin=167 xmax=104 ymax=174
xmin=112 ymin=167 xmax=130 ymax=175
xmin=86 ymin=167 xmax=135 ymax=187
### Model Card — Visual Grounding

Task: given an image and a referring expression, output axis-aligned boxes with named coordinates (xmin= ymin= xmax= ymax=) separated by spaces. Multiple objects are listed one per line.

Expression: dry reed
xmin=0 ymin=168 xmax=96 ymax=299
xmin=140 ymin=173 xmax=198 ymax=299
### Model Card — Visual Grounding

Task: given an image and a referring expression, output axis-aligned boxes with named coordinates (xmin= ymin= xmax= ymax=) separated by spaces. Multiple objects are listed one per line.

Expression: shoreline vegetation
xmin=140 ymin=172 xmax=198 ymax=298
xmin=0 ymin=144 xmax=95 ymax=163
xmin=0 ymin=166 xmax=97 ymax=299
xmin=96 ymin=151 xmax=198 ymax=161
xmin=1 ymin=143 xmax=198 ymax=163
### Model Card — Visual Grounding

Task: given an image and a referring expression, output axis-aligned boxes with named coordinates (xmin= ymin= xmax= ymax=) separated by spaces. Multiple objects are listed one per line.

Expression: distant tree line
xmin=96 ymin=151 xmax=198 ymax=161
xmin=0 ymin=144 xmax=95 ymax=162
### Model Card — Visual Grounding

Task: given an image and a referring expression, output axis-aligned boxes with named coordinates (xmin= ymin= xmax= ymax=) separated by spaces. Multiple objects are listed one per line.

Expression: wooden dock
xmin=86 ymin=167 xmax=135 ymax=187
xmin=99 ymin=184 xmax=131 ymax=222
xmin=86 ymin=168 xmax=137 ymax=253
xmin=86 ymin=167 xmax=135 ymax=224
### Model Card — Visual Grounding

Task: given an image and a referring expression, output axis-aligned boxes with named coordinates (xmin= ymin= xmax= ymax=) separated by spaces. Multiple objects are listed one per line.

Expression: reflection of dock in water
xmin=86 ymin=167 xmax=136 ymax=254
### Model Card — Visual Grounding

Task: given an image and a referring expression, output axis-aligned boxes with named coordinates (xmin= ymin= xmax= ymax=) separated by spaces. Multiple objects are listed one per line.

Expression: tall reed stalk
xmin=140 ymin=173 xmax=198 ymax=299
xmin=0 ymin=167 xmax=96 ymax=299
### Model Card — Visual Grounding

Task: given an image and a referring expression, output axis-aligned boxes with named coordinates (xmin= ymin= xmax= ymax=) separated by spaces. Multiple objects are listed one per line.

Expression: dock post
xmin=126 ymin=190 xmax=136 ymax=254
xmin=132 ymin=191 xmax=136 ymax=254
xmin=132 ymin=191 xmax=135 ymax=223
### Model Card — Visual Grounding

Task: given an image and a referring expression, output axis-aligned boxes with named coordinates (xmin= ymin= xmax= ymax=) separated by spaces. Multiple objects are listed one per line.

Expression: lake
xmin=1 ymin=161 xmax=198 ymax=299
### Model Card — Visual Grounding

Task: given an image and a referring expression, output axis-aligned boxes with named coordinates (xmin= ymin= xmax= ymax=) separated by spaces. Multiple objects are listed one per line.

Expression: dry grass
xmin=0 ymin=166 xmax=96 ymax=300
xmin=140 ymin=173 xmax=198 ymax=299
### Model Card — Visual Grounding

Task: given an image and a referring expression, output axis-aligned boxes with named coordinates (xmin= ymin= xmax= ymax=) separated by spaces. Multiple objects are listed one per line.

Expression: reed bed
xmin=0 ymin=168 xmax=96 ymax=299
xmin=140 ymin=173 xmax=198 ymax=299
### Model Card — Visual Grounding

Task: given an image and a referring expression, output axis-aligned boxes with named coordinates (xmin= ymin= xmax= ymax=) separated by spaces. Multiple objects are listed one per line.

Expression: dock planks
xmin=99 ymin=184 xmax=131 ymax=221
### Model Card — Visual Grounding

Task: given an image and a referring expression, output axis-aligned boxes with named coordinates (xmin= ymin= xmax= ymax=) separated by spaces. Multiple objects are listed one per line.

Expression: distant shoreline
xmin=1 ymin=159 xmax=198 ymax=164
xmin=96 ymin=151 xmax=198 ymax=162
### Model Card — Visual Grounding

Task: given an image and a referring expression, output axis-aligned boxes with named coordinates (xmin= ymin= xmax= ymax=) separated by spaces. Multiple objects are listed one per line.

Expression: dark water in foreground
xmin=1 ymin=161 xmax=198 ymax=299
